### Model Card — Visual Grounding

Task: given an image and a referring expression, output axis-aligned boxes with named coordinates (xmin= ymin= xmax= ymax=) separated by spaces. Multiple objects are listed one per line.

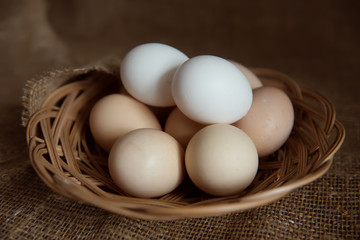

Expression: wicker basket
xmin=24 ymin=60 xmax=345 ymax=220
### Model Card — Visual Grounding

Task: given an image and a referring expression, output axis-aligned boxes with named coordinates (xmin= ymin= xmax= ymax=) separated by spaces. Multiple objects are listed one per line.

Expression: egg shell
xmin=89 ymin=94 xmax=161 ymax=152
xmin=233 ymin=86 xmax=294 ymax=157
xmin=120 ymin=43 xmax=189 ymax=107
xmin=229 ymin=60 xmax=263 ymax=89
xmin=165 ymin=107 xmax=206 ymax=148
xmin=172 ymin=55 xmax=253 ymax=124
xmin=108 ymin=128 xmax=185 ymax=198
xmin=185 ymin=124 xmax=258 ymax=196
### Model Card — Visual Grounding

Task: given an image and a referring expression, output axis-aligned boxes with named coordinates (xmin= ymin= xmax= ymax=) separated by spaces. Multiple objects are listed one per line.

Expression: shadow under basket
xmin=24 ymin=61 xmax=345 ymax=220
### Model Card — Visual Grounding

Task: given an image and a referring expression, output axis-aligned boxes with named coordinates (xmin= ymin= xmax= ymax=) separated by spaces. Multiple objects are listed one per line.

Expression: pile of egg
xmin=89 ymin=43 xmax=294 ymax=198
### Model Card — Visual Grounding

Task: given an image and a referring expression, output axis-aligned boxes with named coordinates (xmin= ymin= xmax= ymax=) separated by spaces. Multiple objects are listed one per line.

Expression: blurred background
xmin=1 ymin=0 xmax=359 ymax=106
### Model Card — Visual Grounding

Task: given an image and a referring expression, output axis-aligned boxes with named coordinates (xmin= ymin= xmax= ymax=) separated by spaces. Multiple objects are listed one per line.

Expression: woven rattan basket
xmin=23 ymin=59 xmax=345 ymax=220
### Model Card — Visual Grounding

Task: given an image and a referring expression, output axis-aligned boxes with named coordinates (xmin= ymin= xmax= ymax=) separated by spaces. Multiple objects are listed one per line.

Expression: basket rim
xmin=51 ymin=157 xmax=336 ymax=220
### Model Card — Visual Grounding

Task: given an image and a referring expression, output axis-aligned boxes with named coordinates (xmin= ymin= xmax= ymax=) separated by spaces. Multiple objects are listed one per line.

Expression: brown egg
xmin=89 ymin=94 xmax=161 ymax=152
xmin=165 ymin=107 xmax=206 ymax=148
xmin=233 ymin=86 xmax=294 ymax=157
xmin=229 ymin=60 xmax=263 ymax=89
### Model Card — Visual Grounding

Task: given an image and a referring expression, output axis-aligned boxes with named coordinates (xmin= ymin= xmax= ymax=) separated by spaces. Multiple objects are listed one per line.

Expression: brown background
xmin=1 ymin=0 xmax=359 ymax=239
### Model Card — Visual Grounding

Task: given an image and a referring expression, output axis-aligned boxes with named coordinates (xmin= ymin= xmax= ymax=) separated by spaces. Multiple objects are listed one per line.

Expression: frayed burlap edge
xmin=21 ymin=56 xmax=121 ymax=127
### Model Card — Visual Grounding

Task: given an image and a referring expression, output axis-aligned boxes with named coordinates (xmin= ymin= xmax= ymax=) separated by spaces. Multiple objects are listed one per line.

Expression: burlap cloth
xmin=1 ymin=0 xmax=359 ymax=239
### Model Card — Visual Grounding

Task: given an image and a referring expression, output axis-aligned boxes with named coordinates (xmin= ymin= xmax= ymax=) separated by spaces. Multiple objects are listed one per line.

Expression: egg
xmin=185 ymin=124 xmax=258 ymax=196
xmin=233 ymin=86 xmax=294 ymax=157
xmin=120 ymin=43 xmax=189 ymax=107
xmin=89 ymin=94 xmax=161 ymax=152
xmin=165 ymin=107 xmax=206 ymax=148
xmin=108 ymin=128 xmax=185 ymax=198
xmin=172 ymin=55 xmax=253 ymax=124
xmin=229 ymin=60 xmax=263 ymax=89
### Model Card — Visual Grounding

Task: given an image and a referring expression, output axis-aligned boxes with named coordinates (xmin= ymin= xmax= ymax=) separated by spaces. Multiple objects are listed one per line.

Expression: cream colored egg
xmin=89 ymin=94 xmax=161 ymax=152
xmin=233 ymin=86 xmax=294 ymax=157
xmin=165 ymin=107 xmax=206 ymax=148
xmin=185 ymin=124 xmax=258 ymax=196
xmin=108 ymin=128 xmax=185 ymax=198
xmin=229 ymin=60 xmax=263 ymax=89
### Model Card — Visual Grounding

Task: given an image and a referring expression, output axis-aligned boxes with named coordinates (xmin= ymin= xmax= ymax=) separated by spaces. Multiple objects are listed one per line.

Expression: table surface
xmin=1 ymin=0 xmax=359 ymax=239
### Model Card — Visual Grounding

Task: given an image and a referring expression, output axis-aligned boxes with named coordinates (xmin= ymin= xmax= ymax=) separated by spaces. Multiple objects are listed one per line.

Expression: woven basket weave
xmin=24 ymin=59 xmax=345 ymax=220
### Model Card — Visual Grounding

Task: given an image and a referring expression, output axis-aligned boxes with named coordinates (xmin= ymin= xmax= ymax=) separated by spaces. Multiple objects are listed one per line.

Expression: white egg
xmin=120 ymin=43 xmax=189 ymax=107
xmin=172 ymin=55 xmax=253 ymax=124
